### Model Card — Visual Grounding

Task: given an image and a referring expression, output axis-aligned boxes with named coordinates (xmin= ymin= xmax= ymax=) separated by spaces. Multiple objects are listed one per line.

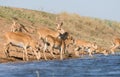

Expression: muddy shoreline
xmin=0 ymin=50 xmax=80 ymax=63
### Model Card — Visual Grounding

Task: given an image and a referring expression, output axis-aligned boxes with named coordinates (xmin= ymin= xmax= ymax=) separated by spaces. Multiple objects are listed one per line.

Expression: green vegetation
xmin=0 ymin=6 xmax=120 ymax=48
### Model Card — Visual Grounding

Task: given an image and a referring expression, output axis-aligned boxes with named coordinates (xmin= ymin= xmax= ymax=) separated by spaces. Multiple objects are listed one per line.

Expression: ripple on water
xmin=0 ymin=54 xmax=120 ymax=77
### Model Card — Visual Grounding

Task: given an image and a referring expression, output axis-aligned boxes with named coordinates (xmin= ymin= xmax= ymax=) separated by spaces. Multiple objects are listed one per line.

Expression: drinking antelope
xmin=74 ymin=39 xmax=98 ymax=56
xmin=95 ymin=46 xmax=109 ymax=56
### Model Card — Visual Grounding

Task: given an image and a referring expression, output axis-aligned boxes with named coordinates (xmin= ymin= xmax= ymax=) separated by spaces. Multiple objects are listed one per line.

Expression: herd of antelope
xmin=3 ymin=20 xmax=120 ymax=61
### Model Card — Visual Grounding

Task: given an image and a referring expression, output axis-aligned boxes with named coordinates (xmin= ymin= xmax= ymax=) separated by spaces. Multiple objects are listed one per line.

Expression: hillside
xmin=0 ymin=6 xmax=120 ymax=62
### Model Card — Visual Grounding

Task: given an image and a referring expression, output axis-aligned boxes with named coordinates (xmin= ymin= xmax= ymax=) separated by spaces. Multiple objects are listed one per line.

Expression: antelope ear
xmin=12 ymin=20 xmax=15 ymax=25
xmin=56 ymin=22 xmax=63 ymax=28
xmin=60 ymin=22 xmax=63 ymax=26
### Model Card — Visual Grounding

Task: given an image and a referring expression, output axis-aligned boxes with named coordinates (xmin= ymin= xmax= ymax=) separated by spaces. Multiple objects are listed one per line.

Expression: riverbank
xmin=0 ymin=49 xmax=80 ymax=63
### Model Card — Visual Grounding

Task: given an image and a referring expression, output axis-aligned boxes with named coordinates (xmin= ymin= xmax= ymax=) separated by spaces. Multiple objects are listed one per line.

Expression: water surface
xmin=0 ymin=54 xmax=120 ymax=77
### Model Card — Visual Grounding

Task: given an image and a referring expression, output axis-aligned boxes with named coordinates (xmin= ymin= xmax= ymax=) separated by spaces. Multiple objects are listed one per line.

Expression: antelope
xmin=11 ymin=20 xmax=29 ymax=33
xmin=43 ymin=35 xmax=65 ymax=60
xmin=95 ymin=47 xmax=108 ymax=56
xmin=37 ymin=22 xmax=72 ymax=60
xmin=42 ymin=31 xmax=74 ymax=60
xmin=110 ymin=37 xmax=120 ymax=54
xmin=65 ymin=36 xmax=74 ymax=48
xmin=37 ymin=22 xmax=65 ymax=41
xmin=74 ymin=39 xmax=98 ymax=57
xmin=56 ymin=21 xmax=65 ymax=34
xmin=64 ymin=36 xmax=75 ymax=54
xmin=4 ymin=32 xmax=40 ymax=61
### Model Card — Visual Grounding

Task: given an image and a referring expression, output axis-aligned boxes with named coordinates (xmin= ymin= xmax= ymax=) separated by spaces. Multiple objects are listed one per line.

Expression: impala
xmin=74 ymin=39 xmax=98 ymax=56
xmin=4 ymin=32 xmax=40 ymax=61
xmin=56 ymin=21 xmax=65 ymax=34
xmin=110 ymin=37 xmax=120 ymax=54
xmin=95 ymin=47 xmax=108 ymax=56
xmin=11 ymin=20 xmax=28 ymax=33
xmin=64 ymin=36 xmax=75 ymax=54
xmin=43 ymin=35 xmax=65 ymax=60
xmin=37 ymin=22 xmax=65 ymax=41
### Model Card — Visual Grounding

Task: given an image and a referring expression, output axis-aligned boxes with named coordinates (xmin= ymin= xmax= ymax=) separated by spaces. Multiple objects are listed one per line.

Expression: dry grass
xmin=0 ymin=6 xmax=120 ymax=49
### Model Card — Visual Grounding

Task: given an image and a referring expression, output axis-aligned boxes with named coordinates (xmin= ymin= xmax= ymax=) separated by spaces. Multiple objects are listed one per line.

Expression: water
xmin=0 ymin=54 xmax=120 ymax=77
